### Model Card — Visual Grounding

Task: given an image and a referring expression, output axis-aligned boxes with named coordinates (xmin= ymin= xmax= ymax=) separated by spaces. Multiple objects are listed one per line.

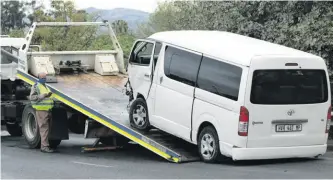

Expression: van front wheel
xmin=198 ymin=126 xmax=221 ymax=163
xmin=129 ymin=98 xmax=150 ymax=132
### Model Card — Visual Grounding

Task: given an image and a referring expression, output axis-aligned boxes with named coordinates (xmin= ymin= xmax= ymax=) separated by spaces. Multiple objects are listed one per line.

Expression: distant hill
xmin=85 ymin=7 xmax=150 ymax=31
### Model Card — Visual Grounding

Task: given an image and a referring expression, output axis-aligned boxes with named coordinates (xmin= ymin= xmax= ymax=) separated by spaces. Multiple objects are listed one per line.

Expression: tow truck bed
xmin=17 ymin=70 xmax=199 ymax=163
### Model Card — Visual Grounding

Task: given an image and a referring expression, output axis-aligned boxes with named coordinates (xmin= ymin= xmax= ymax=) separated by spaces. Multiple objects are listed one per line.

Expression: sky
xmin=74 ymin=0 xmax=162 ymax=13
xmin=41 ymin=0 xmax=165 ymax=13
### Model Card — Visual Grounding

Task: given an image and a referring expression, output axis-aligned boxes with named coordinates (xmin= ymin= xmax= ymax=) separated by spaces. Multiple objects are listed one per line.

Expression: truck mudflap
xmin=16 ymin=70 xmax=188 ymax=163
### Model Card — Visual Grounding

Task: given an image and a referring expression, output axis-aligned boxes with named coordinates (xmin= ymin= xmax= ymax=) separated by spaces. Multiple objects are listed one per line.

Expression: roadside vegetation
xmin=1 ymin=1 xmax=333 ymax=73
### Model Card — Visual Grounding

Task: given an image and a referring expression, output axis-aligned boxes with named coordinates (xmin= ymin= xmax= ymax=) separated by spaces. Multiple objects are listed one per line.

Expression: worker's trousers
xmin=36 ymin=110 xmax=52 ymax=149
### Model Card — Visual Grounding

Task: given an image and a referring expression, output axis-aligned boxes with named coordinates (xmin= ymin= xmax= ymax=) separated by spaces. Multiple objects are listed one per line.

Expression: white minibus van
xmin=127 ymin=31 xmax=331 ymax=163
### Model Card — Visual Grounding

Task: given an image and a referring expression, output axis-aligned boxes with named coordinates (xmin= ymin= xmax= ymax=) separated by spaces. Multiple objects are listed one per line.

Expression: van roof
xmin=149 ymin=31 xmax=320 ymax=66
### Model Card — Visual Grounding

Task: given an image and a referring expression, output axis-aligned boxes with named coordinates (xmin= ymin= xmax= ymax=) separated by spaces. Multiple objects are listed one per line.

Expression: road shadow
xmin=1 ymin=135 xmax=30 ymax=149
xmin=1 ymin=134 xmax=330 ymax=166
xmin=1 ymin=134 xmax=168 ymax=163
xmin=58 ymin=142 xmax=168 ymax=163
xmin=220 ymin=157 xmax=321 ymax=167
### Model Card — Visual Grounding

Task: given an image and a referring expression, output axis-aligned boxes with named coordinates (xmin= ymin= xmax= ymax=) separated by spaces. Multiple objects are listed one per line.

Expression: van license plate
xmin=276 ymin=124 xmax=302 ymax=132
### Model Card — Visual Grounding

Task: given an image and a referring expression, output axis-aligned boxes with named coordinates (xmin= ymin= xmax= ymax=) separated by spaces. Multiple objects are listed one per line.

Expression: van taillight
xmin=238 ymin=106 xmax=249 ymax=136
xmin=326 ymin=105 xmax=331 ymax=133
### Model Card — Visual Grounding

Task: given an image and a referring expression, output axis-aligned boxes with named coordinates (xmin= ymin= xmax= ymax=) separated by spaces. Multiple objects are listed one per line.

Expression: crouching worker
xmin=29 ymin=72 xmax=54 ymax=153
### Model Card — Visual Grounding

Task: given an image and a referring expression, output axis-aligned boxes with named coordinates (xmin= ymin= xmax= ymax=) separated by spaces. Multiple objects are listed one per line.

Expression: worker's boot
xmin=41 ymin=146 xmax=54 ymax=153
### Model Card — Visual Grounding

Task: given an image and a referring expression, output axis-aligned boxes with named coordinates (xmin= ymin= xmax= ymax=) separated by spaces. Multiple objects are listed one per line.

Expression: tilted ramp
xmin=17 ymin=70 xmax=199 ymax=163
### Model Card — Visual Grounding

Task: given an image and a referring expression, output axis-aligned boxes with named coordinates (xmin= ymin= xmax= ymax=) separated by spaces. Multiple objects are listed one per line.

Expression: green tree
xmin=117 ymin=33 xmax=136 ymax=57
xmin=89 ymin=34 xmax=113 ymax=50
xmin=137 ymin=1 xmax=333 ymax=70
xmin=3 ymin=0 xmax=137 ymax=58
xmin=1 ymin=1 xmax=28 ymax=34
xmin=8 ymin=29 xmax=24 ymax=37
xmin=112 ymin=20 xmax=129 ymax=34
xmin=29 ymin=0 xmax=98 ymax=51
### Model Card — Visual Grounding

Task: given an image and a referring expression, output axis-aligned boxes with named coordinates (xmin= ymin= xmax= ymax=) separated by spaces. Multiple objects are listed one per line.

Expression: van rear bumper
xmin=230 ymin=144 xmax=327 ymax=161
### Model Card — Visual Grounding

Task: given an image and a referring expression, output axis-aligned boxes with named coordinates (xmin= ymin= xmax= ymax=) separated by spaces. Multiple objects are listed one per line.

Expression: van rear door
xmin=245 ymin=56 xmax=330 ymax=148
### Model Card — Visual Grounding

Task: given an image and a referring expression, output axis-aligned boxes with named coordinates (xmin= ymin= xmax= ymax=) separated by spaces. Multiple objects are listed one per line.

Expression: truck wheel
xmin=22 ymin=105 xmax=40 ymax=148
xmin=22 ymin=106 xmax=61 ymax=148
xmin=22 ymin=106 xmax=62 ymax=149
xmin=129 ymin=98 xmax=150 ymax=132
xmin=68 ymin=114 xmax=85 ymax=134
xmin=5 ymin=122 xmax=22 ymax=136
xmin=198 ymin=126 xmax=221 ymax=163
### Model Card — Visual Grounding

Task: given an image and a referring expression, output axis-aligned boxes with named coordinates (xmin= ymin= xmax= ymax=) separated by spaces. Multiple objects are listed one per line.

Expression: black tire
xmin=198 ymin=126 xmax=221 ymax=163
xmin=22 ymin=105 xmax=62 ymax=149
xmin=68 ymin=114 xmax=85 ymax=134
xmin=6 ymin=122 xmax=22 ymax=136
xmin=22 ymin=105 xmax=40 ymax=148
xmin=129 ymin=98 xmax=150 ymax=132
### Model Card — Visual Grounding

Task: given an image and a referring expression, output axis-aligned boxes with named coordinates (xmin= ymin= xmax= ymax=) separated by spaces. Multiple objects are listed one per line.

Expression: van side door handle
xmin=160 ymin=76 xmax=163 ymax=83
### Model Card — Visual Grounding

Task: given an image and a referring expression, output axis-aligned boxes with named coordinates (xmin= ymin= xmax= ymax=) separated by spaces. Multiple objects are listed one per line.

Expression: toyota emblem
xmin=287 ymin=109 xmax=295 ymax=116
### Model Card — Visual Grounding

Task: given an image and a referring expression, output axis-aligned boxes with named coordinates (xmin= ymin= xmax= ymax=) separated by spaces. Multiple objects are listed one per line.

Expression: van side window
xmin=129 ymin=41 xmax=154 ymax=66
xmin=164 ymin=46 xmax=201 ymax=86
xmin=197 ymin=56 xmax=242 ymax=101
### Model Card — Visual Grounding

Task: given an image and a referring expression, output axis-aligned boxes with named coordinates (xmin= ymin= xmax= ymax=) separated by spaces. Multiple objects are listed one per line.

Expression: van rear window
xmin=250 ymin=70 xmax=328 ymax=104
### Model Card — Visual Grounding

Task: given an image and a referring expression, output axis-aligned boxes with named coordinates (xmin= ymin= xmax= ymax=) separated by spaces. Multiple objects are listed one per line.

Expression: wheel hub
xmin=200 ymin=134 xmax=215 ymax=159
xmin=25 ymin=113 xmax=38 ymax=140
xmin=133 ymin=105 xmax=147 ymax=127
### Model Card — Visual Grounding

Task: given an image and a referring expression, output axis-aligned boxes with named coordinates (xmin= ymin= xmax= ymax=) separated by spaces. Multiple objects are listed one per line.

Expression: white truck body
xmin=1 ymin=36 xmax=25 ymax=80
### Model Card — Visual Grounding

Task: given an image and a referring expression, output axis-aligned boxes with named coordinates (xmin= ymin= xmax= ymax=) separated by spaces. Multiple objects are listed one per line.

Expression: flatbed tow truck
xmin=1 ymin=22 xmax=198 ymax=163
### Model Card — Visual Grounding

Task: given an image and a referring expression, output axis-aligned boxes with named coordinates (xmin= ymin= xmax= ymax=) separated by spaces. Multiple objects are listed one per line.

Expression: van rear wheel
xmin=198 ymin=126 xmax=221 ymax=163
xmin=129 ymin=98 xmax=150 ymax=132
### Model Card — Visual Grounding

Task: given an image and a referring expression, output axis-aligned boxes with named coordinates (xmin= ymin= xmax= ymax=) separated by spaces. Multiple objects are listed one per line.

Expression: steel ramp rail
xmin=17 ymin=70 xmax=199 ymax=163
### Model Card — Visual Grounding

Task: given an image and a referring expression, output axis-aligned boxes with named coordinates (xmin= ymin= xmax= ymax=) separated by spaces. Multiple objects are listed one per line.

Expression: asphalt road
xmin=1 ymin=131 xmax=333 ymax=179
